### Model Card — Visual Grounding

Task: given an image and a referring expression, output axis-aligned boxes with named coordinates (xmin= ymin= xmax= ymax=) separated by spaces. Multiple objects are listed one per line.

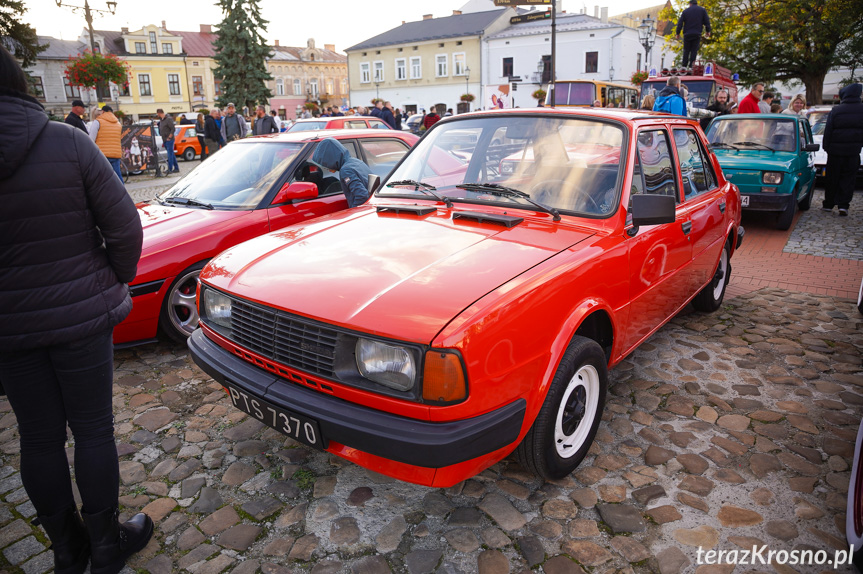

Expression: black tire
xmin=798 ymin=184 xmax=813 ymax=211
xmin=158 ymin=261 xmax=208 ymax=344
xmin=777 ymin=191 xmax=798 ymax=230
xmin=515 ymin=336 xmax=608 ymax=480
xmin=182 ymin=147 xmax=195 ymax=161
xmin=692 ymin=240 xmax=731 ymax=312
xmin=857 ymin=275 xmax=863 ymax=315
xmin=121 ymin=163 xmax=129 ymax=183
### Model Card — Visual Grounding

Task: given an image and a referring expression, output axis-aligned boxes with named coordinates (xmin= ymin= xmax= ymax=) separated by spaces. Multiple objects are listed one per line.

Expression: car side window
xmin=345 ymin=120 xmax=367 ymax=129
xmin=797 ymin=120 xmax=810 ymax=148
xmin=369 ymin=120 xmax=389 ymax=129
xmin=358 ymin=138 xmax=411 ymax=176
xmin=635 ymin=129 xmax=679 ymax=200
xmin=673 ymin=128 xmax=717 ymax=200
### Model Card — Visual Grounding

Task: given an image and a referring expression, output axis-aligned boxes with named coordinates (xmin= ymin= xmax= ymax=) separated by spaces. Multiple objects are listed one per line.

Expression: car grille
xmin=231 ymin=298 xmax=339 ymax=378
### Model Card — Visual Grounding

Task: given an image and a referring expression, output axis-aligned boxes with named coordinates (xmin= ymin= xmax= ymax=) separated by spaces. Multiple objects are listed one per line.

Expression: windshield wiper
xmin=161 ymin=196 xmax=214 ymax=210
xmin=456 ymin=183 xmax=561 ymax=222
xmin=710 ymin=142 xmax=740 ymax=150
xmin=386 ymin=179 xmax=453 ymax=208
xmin=733 ymin=141 xmax=775 ymax=151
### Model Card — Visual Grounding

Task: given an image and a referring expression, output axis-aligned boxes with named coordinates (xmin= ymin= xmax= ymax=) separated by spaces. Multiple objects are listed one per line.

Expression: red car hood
xmin=137 ymin=202 xmax=250 ymax=252
xmin=203 ymin=206 xmax=595 ymax=343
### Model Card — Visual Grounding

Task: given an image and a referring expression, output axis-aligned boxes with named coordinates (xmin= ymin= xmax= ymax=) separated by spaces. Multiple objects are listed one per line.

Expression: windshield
xmin=378 ymin=116 xmax=626 ymax=217
xmin=157 ymin=142 xmax=305 ymax=209
xmin=288 ymin=121 xmax=327 ymax=132
xmin=707 ymin=118 xmax=797 ymax=152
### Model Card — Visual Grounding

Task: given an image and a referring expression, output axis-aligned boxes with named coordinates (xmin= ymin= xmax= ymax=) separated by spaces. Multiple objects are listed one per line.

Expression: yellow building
xmin=169 ymin=24 xmax=219 ymax=114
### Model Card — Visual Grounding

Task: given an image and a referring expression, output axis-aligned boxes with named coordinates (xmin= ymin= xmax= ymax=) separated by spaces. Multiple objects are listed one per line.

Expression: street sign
xmin=511 ymin=10 xmax=552 ymax=24
xmin=508 ymin=75 xmax=523 ymax=82
xmin=494 ymin=0 xmax=551 ymax=5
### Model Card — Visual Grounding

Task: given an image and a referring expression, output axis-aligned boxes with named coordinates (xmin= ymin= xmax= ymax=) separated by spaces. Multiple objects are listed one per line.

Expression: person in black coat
xmin=64 ymin=99 xmax=88 ymax=133
xmin=823 ymin=83 xmax=863 ymax=215
xmin=675 ymin=0 xmax=711 ymax=68
xmin=0 ymin=45 xmax=151 ymax=574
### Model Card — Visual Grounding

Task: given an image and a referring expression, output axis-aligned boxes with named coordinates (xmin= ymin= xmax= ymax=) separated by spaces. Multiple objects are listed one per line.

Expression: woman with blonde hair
xmin=640 ymin=93 xmax=655 ymax=110
xmin=782 ymin=93 xmax=807 ymax=117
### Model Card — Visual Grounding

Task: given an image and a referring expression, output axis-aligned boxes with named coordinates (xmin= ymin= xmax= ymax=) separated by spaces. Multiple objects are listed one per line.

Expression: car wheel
xmin=846 ymin=419 xmax=863 ymax=570
xmin=183 ymin=147 xmax=195 ymax=161
xmin=158 ymin=261 xmax=208 ymax=344
xmin=692 ymin=240 xmax=731 ymax=312
xmin=798 ymin=184 xmax=813 ymax=211
xmin=515 ymin=336 xmax=607 ymax=480
xmin=777 ymin=190 xmax=798 ymax=230
xmin=857 ymin=275 xmax=863 ymax=315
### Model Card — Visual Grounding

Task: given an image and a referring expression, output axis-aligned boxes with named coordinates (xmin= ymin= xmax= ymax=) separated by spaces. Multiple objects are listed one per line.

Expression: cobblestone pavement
xmin=126 ymin=157 xmax=199 ymax=204
xmin=0 ymin=288 xmax=859 ymax=574
xmin=784 ymin=189 xmax=863 ymax=261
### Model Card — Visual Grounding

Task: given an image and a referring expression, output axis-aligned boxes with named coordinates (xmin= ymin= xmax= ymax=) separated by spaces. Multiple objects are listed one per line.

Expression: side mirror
xmin=803 ymin=143 xmax=820 ymax=152
xmin=271 ymin=181 xmax=318 ymax=205
xmin=630 ymin=194 xmax=676 ymax=226
xmin=368 ymin=173 xmax=381 ymax=193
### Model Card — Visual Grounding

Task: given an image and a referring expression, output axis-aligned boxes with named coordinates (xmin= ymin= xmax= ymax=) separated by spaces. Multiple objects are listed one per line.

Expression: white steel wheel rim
xmin=713 ymin=248 xmax=729 ymax=301
xmin=554 ymin=364 xmax=600 ymax=458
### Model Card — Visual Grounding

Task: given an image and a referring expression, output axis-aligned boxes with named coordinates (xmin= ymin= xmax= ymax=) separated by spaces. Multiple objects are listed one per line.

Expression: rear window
xmin=288 ymin=122 xmax=327 ymax=132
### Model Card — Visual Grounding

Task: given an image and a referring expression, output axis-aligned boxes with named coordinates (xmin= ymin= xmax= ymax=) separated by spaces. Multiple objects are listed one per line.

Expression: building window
xmin=192 ymin=61 xmax=199 ymax=66
xmin=29 ymin=76 xmax=45 ymax=100
xmin=436 ymin=54 xmax=447 ymax=77
xmin=502 ymin=57 xmax=513 ymax=78
xmin=138 ymin=73 xmax=152 ymax=96
xmin=135 ymin=42 xmax=146 ymax=54
xmin=410 ymin=56 xmax=421 ymax=79
xmin=585 ymin=51 xmax=598 ymax=73
xmin=341 ymin=78 xmax=346 ymax=94
xmin=293 ymin=79 xmax=301 ymax=95
xmin=310 ymin=78 xmax=318 ymax=96
xmin=149 ymin=31 xmax=157 ymax=53
xmin=214 ymin=80 xmax=221 ymax=95
xmin=373 ymin=61 xmax=384 ymax=82
xmin=276 ymin=78 xmax=284 ymax=95
xmin=162 ymin=43 xmax=173 ymax=54
xmin=168 ymin=74 xmax=181 ymax=95
xmin=360 ymin=62 xmax=370 ymax=83
xmin=326 ymin=79 xmax=333 ymax=94
xmin=453 ymin=52 xmax=466 ymax=76
xmin=192 ymin=76 xmax=203 ymax=96
xmin=120 ymin=82 xmax=130 ymax=96
xmin=395 ymin=58 xmax=406 ymax=80
xmin=63 ymin=76 xmax=81 ymax=99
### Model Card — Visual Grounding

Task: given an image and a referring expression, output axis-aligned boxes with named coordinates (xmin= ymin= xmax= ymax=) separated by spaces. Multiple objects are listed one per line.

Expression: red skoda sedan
xmin=190 ymin=109 xmax=743 ymax=486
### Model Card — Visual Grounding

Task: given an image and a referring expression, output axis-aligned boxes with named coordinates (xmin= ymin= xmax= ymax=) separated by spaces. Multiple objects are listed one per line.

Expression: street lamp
xmin=637 ymin=14 xmax=657 ymax=72
xmin=374 ymin=80 xmax=380 ymax=101
xmin=55 ymin=0 xmax=117 ymax=54
xmin=537 ymin=60 xmax=544 ymax=84
xmin=465 ymin=66 xmax=470 ymax=94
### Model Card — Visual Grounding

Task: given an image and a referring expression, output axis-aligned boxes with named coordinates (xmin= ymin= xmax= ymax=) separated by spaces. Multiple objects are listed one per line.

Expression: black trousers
xmin=682 ymin=35 xmax=702 ymax=68
xmin=0 ymin=330 xmax=118 ymax=516
xmin=197 ymin=135 xmax=207 ymax=161
xmin=824 ymin=153 xmax=861 ymax=209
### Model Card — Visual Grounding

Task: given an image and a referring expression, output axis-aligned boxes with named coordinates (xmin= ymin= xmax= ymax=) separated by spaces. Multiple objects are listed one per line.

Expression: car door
xmin=624 ymin=127 xmax=693 ymax=350
xmin=672 ymin=127 xmax=726 ymax=292
xmin=798 ymin=119 xmax=815 ymax=198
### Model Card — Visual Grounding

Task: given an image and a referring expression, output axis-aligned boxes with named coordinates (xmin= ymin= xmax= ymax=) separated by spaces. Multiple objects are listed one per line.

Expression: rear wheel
xmin=693 ymin=240 xmax=731 ymax=312
xmin=777 ymin=190 xmax=798 ymax=230
xmin=158 ymin=261 xmax=207 ymax=344
xmin=515 ymin=336 xmax=607 ymax=480
xmin=183 ymin=147 xmax=195 ymax=161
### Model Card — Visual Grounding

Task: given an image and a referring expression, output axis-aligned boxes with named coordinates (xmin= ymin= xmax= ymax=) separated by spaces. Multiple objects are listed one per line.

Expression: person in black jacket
xmin=0 ymin=45 xmax=151 ymax=574
xmin=251 ymin=105 xmax=279 ymax=135
xmin=203 ymin=108 xmax=224 ymax=154
xmin=675 ymin=0 xmax=711 ymax=68
xmin=64 ymin=99 xmax=88 ymax=133
xmin=823 ymin=83 xmax=863 ymax=215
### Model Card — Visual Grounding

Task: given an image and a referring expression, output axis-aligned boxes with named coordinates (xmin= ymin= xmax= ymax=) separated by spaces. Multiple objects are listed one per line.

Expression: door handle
xmin=719 ymin=201 xmax=726 ymax=213
xmin=681 ymin=221 xmax=692 ymax=235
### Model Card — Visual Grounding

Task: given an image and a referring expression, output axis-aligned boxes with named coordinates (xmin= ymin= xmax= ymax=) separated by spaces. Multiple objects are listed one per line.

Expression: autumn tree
xmin=212 ymin=0 xmax=273 ymax=111
xmin=661 ymin=0 xmax=863 ymax=104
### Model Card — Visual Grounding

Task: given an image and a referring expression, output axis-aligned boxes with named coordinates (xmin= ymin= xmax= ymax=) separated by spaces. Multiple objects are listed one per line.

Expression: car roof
xmin=243 ymin=128 xmax=415 ymax=143
xmin=441 ymin=107 xmax=702 ymax=126
xmin=712 ymin=113 xmax=800 ymax=120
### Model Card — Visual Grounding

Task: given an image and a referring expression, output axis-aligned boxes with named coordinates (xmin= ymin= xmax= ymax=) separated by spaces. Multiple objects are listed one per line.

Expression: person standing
xmin=64 ymin=99 xmax=88 ymax=133
xmin=156 ymin=108 xmax=179 ymax=174
xmin=653 ymin=76 xmax=687 ymax=116
xmin=759 ymin=92 xmax=774 ymax=113
xmin=381 ymin=101 xmax=396 ymax=129
xmin=203 ymin=109 xmax=224 ymax=155
xmin=701 ymin=89 xmax=733 ymax=129
xmin=251 ymin=105 xmax=279 ymax=135
xmin=88 ymin=105 xmax=124 ymax=183
xmin=195 ymin=112 xmax=208 ymax=161
xmin=220 ymin=103 xmax=248 ymax=143
xmin=675 ymin=0 xmax=711 ymax=68
xmin=0 ymin=44 xmax=151 ymax=574
xmin=369 ymin=100 xmax=384 ymax=119
xmin=640 ymin=94 xmax=656 ymax=110
xmin=311 ymin=137 xmax=374 ymax=208
xmin=423 ymin=106 xmax=441 ymax=130
xmin=738 ymin=83 xmax=764 ymax=113
xmin=394 ymin=107 xmax=403 ymax=130
xmin=822 ymin=83 xmax=863 ymax=216
xmin=782 ymin=94 xmax=807 ymax=118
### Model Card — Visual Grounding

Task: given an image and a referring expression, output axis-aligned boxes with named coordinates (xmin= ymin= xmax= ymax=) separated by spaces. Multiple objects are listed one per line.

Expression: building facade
xmin=26 ymin=37 xmax=88 ymax=118
xmin=267 ymin=39 xmax=348 ymax=120
xmin=346 ymin=9 xmax=514 ymax=115
xmin=171 ymin=25 xmax=219 ymax=114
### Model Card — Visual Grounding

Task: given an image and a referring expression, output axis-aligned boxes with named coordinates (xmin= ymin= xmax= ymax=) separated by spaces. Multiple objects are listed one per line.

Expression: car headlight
xmin=762 ymin=172 xmax=783 ymax=184
xmin=203 ymin=288 xmax=232 ymax=334
xmin=356 ymin=338 xmax=415 ymax=391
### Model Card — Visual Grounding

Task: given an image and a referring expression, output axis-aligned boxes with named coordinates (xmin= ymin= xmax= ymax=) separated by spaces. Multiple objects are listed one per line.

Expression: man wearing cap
xmin=675 ymin=0 xmax=711 ymax=68
xmin=220 ymin=103 xmax=248 ymax=143
xmin=64 ymin=100 xmax=88 ymax=133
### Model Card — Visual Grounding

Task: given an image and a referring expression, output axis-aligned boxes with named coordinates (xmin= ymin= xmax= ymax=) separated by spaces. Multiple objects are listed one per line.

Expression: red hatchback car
xmin=114 ymin=129 xmax=418 ymax=346
xmin=286 ymin=117 xmax=392 ymax=133
xmin=190 ymin=109 xmax=743 ymax=486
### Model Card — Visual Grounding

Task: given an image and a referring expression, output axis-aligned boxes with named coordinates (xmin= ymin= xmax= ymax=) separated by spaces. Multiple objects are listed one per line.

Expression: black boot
xmin=81 ymin=506 xmax=153 ymax=574
xmin=35 ymin=505 xmax=90 ymax=574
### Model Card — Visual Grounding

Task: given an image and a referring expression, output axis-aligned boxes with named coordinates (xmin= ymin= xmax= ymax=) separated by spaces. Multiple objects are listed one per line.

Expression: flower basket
xmin=370 ymin=98 xmax=383 ymax=105
xmin=303 ymin=102 xmax=318 ymax=111
xmin=64 ymin=51 xmax=129 ymax=88
xmin=631 ymin=70 xmax=649 ymax=86
xmin=460 ymin=93 xmax=475 ymax=102
xmin=532 ymin=89 xmax=547 ymax=102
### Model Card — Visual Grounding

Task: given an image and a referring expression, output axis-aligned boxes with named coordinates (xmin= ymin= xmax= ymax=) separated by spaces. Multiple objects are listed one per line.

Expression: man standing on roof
xmin=311 ymin=138 xmax=374 ymax=208
xmin=676 ymin=0 xmax=711 ymax=69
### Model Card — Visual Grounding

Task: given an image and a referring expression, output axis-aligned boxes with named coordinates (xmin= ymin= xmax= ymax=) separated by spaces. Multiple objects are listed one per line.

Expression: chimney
xmin=423 ymin=14 xmax=433 ymax=20
xmin=452 ymin=10 xmax=461 ymax=15
xmin=120 ymin=27 xmax=129 ymax=34
xmin=161 ymin=20 xmax=166 ymax=29
xmin=594 ymin=6 xmax=599 ymax=17
xmin=199 ymin=24 xmax=212 ymax=33
xmin=601 ymin=7 xmax=608 ymax=22
xmin=274 ymin=39 xmax=279 ymax=47
xmin=402 ymin=20 xmax=406 ymax=25
xmin=324 ymin=44 xmax=335 ymax=52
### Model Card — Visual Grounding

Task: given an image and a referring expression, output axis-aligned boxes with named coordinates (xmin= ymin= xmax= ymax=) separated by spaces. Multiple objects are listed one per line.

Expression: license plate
xmin=224 ymin=381 xmax=326 ymax=450
xmin=741 ymin=196 xmax=750 ymax=207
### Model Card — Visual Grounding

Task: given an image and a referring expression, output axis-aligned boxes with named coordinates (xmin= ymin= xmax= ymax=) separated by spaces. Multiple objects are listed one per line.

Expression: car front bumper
xmin=188 ymin=329 xmax=526 ymax=470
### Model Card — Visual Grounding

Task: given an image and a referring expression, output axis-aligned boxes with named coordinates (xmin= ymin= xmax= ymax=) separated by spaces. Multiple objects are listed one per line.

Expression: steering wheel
xmin=529 ymin=179 xmax=601 ymax=213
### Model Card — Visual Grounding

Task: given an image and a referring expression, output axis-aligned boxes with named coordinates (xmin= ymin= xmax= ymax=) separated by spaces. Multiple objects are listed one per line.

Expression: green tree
xmin=661 ymin=0 xmax=863 ymax=104
xmin=212 ymin=0 xmax=273 ymax=111
xmin=0 ymin=0 xmax=46 ymax=69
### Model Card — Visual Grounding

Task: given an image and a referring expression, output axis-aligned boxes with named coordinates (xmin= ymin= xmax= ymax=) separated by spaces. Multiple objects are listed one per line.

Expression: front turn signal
xmin=423 ymin=351 xmax=467 ymax=403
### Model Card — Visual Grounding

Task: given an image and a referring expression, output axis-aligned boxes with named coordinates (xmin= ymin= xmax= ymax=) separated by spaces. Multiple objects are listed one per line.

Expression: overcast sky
xmin=24 ymin=0 xmax=658 ymax=52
